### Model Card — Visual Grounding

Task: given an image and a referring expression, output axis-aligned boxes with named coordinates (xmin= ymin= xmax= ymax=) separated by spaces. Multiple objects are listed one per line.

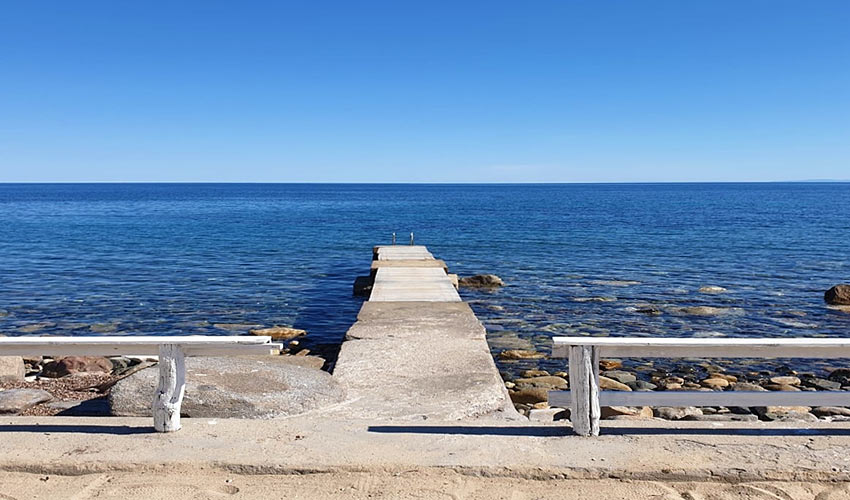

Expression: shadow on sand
xmin=0 ymin=425 xmax=153 ymax=435
xmin=368 ymin=425 xmax=850 ymax=437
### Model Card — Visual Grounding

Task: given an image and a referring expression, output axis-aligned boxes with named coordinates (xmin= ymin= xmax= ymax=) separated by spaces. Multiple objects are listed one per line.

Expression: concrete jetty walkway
xmin=331 ymin=246 xmax=517 ymax=420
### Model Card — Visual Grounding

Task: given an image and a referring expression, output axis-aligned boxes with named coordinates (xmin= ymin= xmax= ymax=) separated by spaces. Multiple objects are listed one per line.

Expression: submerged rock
xmin=108 ymin=355 xmax=345 ymax=418
xmin=699 ymin=286 xmax=727 ymax=294
xmin=825 ymin=285 xmax=850 ymax=305
xmin=498 ymin=349 xmax=544 ymax=360
xmin=249 ymin=326 xmax=307 ymax=340
xmin=0 ymin=389 xmax=52 ymax=414
xmin=676 ymin=306 xmax=730 ymax=316
xmin=458 ymin=274 xmax=504 ymax=288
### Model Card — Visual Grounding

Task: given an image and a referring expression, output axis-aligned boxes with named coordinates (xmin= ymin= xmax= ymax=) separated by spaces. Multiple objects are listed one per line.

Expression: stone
xmin=699 ymin=286 xmax=727 ymax=294
xmin=828 ymin=368 xmax=850 ymax=386
xmin=509 ymin=387 xmax=549 ymax=404
xmin=601 ymin=406 xmax=653 ymax=419
xmin=249 ymin=326 xmax=307 ymax=340
xmin=0 ymin=356 xmax=25 ymax=382
xmin=676 ymin=306 xmax=728 ymax=316
xmin=732 ymin=382 xmax=768 ymax=392
xmin=41 ymin=356 xmax=113 ymax=378
xmin=458 ymin=274 xmax=504 ymax=288
xmin=0 ymin=389 xmax=52 ymax=414
xmin=527 ymin=407 xmax=566 ymax=423
xmin=825 ymin=285 xmax=850 ymax=305
xmin=628 ymin=380 xmax=657 ymax=391
xmin=108 ymin=356 xmax=345 ymax=418
xmin=520 ymin=369 xmax=550 ymax=378
xmin=764 ymin=383 xmax=800 ymax=391
xmin=769 ymin=376 xmax=801 ymax=386
xmin=598 ymin=376 xmax=632 ymax=391
xmin=712 ymin=373 xmax=738 ymax=383
xmin=701 ymin=377 xmax=730 ymax=389
xmin=635 ymin=307 xmax=663 ymax=316
xmin=602 ymin=370 xmax=636 ymax=384
xmin=513 ymin=376 xmax=567 ymax=390
xmin=752 ymin=406 xmax=813 ymax=421
xmin=498 ymin=349 xmax=544 ymax=360
xmin=812 ymin=406 xmax=850 ymax=417
xmin=598 ymin=359 xmax=622 ymax=370
xmin=654 ymin=406 xmax=703 ymax=420
xmin=802 ymin=377 xmax=841 ymax=391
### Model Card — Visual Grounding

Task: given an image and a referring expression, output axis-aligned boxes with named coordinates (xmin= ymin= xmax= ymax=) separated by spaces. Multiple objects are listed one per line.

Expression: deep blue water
xmin=1 ymin=183 xmax=849 ymax=373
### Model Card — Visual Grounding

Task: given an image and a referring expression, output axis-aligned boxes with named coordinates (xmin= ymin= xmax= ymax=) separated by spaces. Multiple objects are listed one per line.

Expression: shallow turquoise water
xmin=1 ymin=183 xmax=849 ymax=372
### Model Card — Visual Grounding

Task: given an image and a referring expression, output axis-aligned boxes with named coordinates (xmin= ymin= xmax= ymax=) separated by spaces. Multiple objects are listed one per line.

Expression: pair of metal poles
xmin=391 ymin=232 xmax=414 ymax=245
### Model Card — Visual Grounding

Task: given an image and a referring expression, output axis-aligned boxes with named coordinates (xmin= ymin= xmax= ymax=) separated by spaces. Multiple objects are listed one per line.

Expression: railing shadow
xmin=0 ymin=425 xmax=153 ymax=435
xmin=368 ymin=425 xmax=850 ymax=437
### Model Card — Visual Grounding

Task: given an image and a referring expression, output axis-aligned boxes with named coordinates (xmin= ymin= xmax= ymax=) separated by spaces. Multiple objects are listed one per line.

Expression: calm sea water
xmin=1 ymin=183 xmax=849 ymax=374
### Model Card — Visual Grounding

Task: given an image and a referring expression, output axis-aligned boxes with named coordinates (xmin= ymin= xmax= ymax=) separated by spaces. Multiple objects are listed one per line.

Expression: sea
xmin=1 ymin=183 xmax=849 ymax=376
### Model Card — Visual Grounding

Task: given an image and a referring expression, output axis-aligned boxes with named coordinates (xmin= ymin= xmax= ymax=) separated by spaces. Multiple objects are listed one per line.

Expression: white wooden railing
xmin=550 ymin=337 xmax=850 ymax=436
xmin=0 ymin=336 xmax=282 ymax=432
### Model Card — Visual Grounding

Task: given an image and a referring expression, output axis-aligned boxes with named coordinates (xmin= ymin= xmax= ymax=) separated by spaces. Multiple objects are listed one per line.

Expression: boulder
xmin=0 ymin=356 xmax=25 ymax=382
xmin=249 ymin=326 xmax=307 ymax=340
xmin=654 ymin=406 xmax=703 ymax=420
xmin=520 ymin=369 xmax=550 ymax=378
xmin=601 ymin=406 xmax=653 ymax=419
xmin=701 ymin=377 xmax=730 ymax=389
xmin=828 ymin=368 xmax=850 ymax=386
xmin=812 ymin=406 xmax=850 ymax=418
xmin=509 ymin=387 xmax=548 ymax=404
xmin=108 ymin=355 xmax=345 ymax=418
xmin=458 ymin=274 xmax=504 ymax=288
xmin=825 ymin=285 xmax=850 ymax=305
xmin=598 ymin=359 xmax=622 ymax=370
xmin=602 ymin=370 xmax=636 ymax=384
xmin=599 ymin=376 xmax=631 ymax=391
xmin=769 ymin=376 xmax=801 ymax=386
xmin=0 ymin=389 xmax=52 ymax=414
xmin=41 ymin=356 xmax=113 ymax=378
xmin=513 ymin=376 xmax=567 ymax=390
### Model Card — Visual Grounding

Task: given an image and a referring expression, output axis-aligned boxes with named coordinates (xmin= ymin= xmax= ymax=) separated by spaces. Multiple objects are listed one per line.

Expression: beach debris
xmin=0 ymin=388 xmax=53 ymax=414
xmin=249 ymin=326 xmax=307 ymax=340
xmin=41 ymin=356 xmax=113 ymax=378
xmin=0 ymin=356 xmax=25 ymax=382
xmin=825 ymin=284 xmax=850 ymax=305
xmin=458 ymin=274 xmax=504 ymax=288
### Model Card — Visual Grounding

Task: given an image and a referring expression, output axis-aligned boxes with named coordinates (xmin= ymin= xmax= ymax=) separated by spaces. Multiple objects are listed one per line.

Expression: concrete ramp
xmin=332 ymin=246 xmax=517 ymax=421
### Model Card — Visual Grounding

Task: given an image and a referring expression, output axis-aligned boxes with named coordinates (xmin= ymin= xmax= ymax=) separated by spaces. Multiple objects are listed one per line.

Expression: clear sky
xmin=1 ymin=1 xmax=848 ymax=183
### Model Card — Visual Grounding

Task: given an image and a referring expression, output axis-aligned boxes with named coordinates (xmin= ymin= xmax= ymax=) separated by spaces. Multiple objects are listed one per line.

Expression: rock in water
xmin=458 ymin=274 xmax=504 ymax=288
xmin=0 ymin=389 xmax=52 ymax=414
xmin=699 ymin=286 xmax=727 ymax=294
xmin=249 ymin=326 xmax=307 ymax=340
xmin=108 ymin=356 xmax=345 ymax=418
xmin=825 ymin=285 xmax=850 ymax=305
xmin=41 ymin=356 xmax=113 ymax=378
xmin=0 ymin=356 xmax=25 ymax=382
xmin=498 ymin=349 xmax=543 ymax=360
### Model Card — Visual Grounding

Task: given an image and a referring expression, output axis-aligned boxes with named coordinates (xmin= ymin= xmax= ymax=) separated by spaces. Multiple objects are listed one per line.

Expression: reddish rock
xmin=41 ymin=356 xmax=113 ymax=378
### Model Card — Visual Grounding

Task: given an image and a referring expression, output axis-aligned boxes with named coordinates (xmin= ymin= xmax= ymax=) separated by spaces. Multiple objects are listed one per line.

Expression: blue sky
xmin=1 ymin=1 xmax=848 ymax=182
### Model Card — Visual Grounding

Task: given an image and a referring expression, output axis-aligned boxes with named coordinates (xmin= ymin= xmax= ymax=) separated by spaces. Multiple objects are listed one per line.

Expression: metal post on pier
xmin=409 ymin=232 xmax=414 ymax=245
xmin=392 ymin=232 xmax=396 ymax=245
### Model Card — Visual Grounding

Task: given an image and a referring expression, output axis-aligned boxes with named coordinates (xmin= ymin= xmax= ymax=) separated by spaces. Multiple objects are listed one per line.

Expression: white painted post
xmin=153 ymin=344 xmax=186 ymax=432
xmin=568 ymin=345 xmax=601 ymax=436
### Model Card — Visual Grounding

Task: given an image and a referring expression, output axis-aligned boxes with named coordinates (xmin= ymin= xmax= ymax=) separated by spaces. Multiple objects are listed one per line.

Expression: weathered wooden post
xmin=568 ymin=345 xmax=600 ymax=436
xmin=153 ymin=344 xmax=186 ymax=432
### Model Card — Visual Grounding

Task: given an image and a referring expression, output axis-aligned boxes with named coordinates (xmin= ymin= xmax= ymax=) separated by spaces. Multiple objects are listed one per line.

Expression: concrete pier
xmin=332 ymin=246 xmax=517 ymax=420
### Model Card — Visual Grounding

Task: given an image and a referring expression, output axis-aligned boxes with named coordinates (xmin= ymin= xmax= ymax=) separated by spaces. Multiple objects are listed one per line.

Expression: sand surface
xmin=3 ymin=469 xmax=850 ymax=499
